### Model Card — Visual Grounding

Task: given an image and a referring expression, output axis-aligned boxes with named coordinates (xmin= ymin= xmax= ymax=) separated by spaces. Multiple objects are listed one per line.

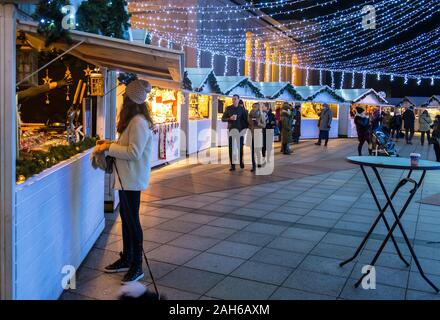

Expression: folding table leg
xmin=340 ymin=166 xmax=410 ymax=267
xmin=355 ymin=169 xmax=438 ymax=292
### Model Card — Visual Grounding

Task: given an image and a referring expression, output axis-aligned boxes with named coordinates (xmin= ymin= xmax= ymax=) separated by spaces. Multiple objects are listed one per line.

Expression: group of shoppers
xmin=222 ymin=94 xmax=279 ymax=172
xmin=354 ymin=104 xmax=440 ymax=161
xmin=279 ymin=102 xmax=302 ymax=154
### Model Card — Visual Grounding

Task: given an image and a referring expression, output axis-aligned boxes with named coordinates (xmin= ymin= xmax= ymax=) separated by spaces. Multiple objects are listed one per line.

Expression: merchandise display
xmin=189 ymin=94 xmax=211 ymax=120
xmin=148 ymin=87 xmax=178 ymax=124
xmin=302 ymin=102 xmax=339 ymax=119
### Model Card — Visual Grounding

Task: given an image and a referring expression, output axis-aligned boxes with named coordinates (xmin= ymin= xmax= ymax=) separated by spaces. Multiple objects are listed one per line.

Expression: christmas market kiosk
xmin=336 ymin=89 xmax=389 ymax=138
xmin=0 ymin=14 xmax=183 ymax=300
xmin=294 ymin=86 xmax=344 ymax=139
xmin=182 ymin=68 xmax=221 ymax=155
xmin=215 ymin=76 xmax=265 ymax=146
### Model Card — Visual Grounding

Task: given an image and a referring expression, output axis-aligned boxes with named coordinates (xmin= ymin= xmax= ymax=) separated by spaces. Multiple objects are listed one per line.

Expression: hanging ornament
xmin=376 ymin=72 xmax=381 ymax=81
xmin=404 ymin=74 xmax=408 ymax=85
xmin=197 ymin=49 xmax=201 ymax=68
xmin=390 ymin=74 xmax=394 ymax=82
xmin=236 ymin=58 xmax=241 ymax=76
xmin=417 ymin=77 xmax=422 ymax=86
xmin=431 ymin=77 xmax=435 ymax=86
xmin=90 ymin=71 xmax=105 ymax=96
xmin=83 ymin=65 xmax=93 ymax=96
xmin=64 ymin=66 xmax=72 ymax=101
xmin=319 ymin=69 xmax=323 ymax=86
xmin=362 ymin=72 xmax=367 ymax=89
xmin=351 ymin=72 xmax=355 ymax=88
xmin=330 ymin=71 xmax=335 ymax=88
xmin=340 ymin=71 xmax=345 ymax=89
xmin=224 ymin=56 xmax=229 ymax=76
xmin=42 ymin=69 xmax=52 ymax=104
xmin=305 ymin=67 xmax=310 ymax=86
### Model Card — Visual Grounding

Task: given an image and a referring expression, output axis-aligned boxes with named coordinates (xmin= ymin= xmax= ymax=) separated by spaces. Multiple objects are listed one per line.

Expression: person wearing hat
xmin=354 ymin=106 xmax=372 ymax=156
xmin=94 ymin=79 xmax=154 ymax=284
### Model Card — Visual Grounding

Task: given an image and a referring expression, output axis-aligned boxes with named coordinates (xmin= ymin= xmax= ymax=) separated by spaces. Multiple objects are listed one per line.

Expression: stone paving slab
xmin=62 ymin=138 xmax=440 ymax=300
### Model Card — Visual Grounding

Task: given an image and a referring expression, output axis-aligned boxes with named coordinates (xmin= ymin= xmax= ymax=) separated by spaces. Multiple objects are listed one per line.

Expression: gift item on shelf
xmin=149 ymin=88 xmax=178 ymax=124
xmin=302 ymin=102 xmax=339 ymax=119
xmin=189 ymin=94 xmax=210 ymax=120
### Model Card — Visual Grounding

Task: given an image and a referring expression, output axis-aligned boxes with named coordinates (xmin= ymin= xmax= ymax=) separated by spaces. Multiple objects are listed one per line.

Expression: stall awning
xmin=17 ymin=21 xmax=184 ymax=90
xmin=335 ymin=88 xmax=388 ymax=105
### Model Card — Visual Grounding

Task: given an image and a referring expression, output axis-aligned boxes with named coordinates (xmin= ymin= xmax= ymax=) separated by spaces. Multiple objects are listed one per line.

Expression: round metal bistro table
xmin=340 ymin=156 xmax=440 ymax=293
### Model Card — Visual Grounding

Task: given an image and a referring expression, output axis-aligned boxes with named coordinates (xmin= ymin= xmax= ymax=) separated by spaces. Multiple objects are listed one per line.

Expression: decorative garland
xmin=271 ymin=84 xmax=303 ymax=101
xmin=227 ymin=79 xmax=264 ymax=98
xmin=204 ymin=71 xmax=222 ymax=94
xmin=182 ymin=71 xmax=193 ymax=91
xmin=33 ymin=0 xmax=72 ymax=46
xmin=306 ymin=87 xmax=345 ymax=103
xmin=33 ymin=0 xmax=131 ymax=46
xmin=16 ymin=137 xmax=97 ymax=182
xmin=77 ymin=0 xmax=131 ymax=39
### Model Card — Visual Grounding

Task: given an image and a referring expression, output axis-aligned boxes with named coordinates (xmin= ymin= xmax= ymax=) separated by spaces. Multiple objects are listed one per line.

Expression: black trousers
xmin=358 ymin=136 xmax=372 ymax=156
xmin=317 ymin=130 xmax=329 ymax=145
xmin=434 ymin=143 xmax=440 ymax=162
xmin=262 ymin=128 xmax=273 ymax=159
xmin=421 ymin=131 xmax=431 ymax=145
xmin=391 ymin=129 xmax=400 ymax=139
xmin=119 ymin=190 xmax=143 ymax=267
xmin=228 ymin=135 xmax=244 ymax=166
xmin=405 ymin=127 xmax=415 ymax=142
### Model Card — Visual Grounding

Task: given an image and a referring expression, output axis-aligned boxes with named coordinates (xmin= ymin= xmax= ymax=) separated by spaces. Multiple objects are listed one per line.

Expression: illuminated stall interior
xmin=336 ymin=89 xmax=388 ymax=138
xmin=295 ymin=86 xmax=343 ymax=139
xmin=183 ymin=68 xmax=221 ymax=153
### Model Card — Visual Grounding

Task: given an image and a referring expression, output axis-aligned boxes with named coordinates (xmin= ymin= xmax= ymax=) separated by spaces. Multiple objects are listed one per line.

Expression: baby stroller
xmin=372 ymin=126 xmax=399 ymax=157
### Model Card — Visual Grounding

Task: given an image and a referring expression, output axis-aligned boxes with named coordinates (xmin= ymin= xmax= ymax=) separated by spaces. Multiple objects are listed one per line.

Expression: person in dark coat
xmin=262 ymin=103 xmax=276 ymax=163
xmin=280 ymin=102 xmax=293 ymax=155
xmin=292 ymin=103 xmax=301 ymax=144
xmin=403 ymin=106 xmax=416 ymax=144
xmin=371 ymin=108 xmax=382 ymax=131
xmin=431 ymin=115 xmax=440 ymax=162
xmin=221 ymin=94 xmax=249 ymax=171
xmin=354 ymin=106 xmax=372 ymax=156
xmin=315 ymin=104 xmax=333 ymax=146
xmin=390 ymin=109 xmax=403 ymax=141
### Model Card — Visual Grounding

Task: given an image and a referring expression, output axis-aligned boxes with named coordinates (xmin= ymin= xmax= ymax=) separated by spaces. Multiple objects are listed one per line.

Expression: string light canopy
xmin=128 ymin=0 xmax=440 ymax=86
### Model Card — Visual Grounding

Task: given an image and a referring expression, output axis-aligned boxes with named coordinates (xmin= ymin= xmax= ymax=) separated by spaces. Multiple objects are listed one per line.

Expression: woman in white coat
xmin=94 ymin=79 xmax=153 ymax=284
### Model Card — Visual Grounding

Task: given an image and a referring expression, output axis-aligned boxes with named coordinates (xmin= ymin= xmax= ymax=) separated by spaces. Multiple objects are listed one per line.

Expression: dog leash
xmin=113 ymin=160 xmax=160 ymax=298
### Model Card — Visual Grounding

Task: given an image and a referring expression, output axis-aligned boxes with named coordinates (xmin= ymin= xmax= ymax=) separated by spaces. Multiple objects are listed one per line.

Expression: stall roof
xmin=215 ymin=76 xmax=264 ymax=98
xmin=294 ymin=85 xmax=344 ymax=103
xmin=18 ymin=21 xmax=184 ymax=90
xmin=427 ymin=95 xmax=440 ymax=106
xmin=404 ymin=96 xmax=430 ymax=107
xmin=386 ymin=97 xmax=404 ymax=107
xmin=252 ymin=82 xmax=302 ymax=100
xmin=184 ymin=68 xmax=216 ymax=92
xmin=335 ymin=88 xmax=388 ymax=104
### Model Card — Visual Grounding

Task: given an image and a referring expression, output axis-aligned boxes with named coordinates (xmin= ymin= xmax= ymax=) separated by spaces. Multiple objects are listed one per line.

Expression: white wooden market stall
xmin=295 ymin=86 xmax=344 ymax=139
xmin=182 ymin=68 xmax=221 ymax=155
xmin=0 ymin=11 xmax=183 ymax=300
xmin=336 ymin=89 xmax=388 ymax=138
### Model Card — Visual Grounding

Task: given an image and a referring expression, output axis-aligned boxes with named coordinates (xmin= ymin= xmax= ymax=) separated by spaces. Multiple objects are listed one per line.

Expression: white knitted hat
xmin=125 ymin=80 xmax=152 ymax=104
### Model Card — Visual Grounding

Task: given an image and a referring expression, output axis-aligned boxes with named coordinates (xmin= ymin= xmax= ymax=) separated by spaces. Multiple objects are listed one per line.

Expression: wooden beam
xmin=0 ymin=3 xmax=17 ymax=300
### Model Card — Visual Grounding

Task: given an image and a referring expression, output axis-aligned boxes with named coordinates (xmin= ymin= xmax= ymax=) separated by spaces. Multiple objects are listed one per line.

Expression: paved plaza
xmin=61 ymin=137 xmax=440 ymax=300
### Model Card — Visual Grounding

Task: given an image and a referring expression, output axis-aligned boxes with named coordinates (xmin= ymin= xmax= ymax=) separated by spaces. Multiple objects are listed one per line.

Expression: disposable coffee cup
xmin=410 ymin=153 xmax=421 ymax=166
